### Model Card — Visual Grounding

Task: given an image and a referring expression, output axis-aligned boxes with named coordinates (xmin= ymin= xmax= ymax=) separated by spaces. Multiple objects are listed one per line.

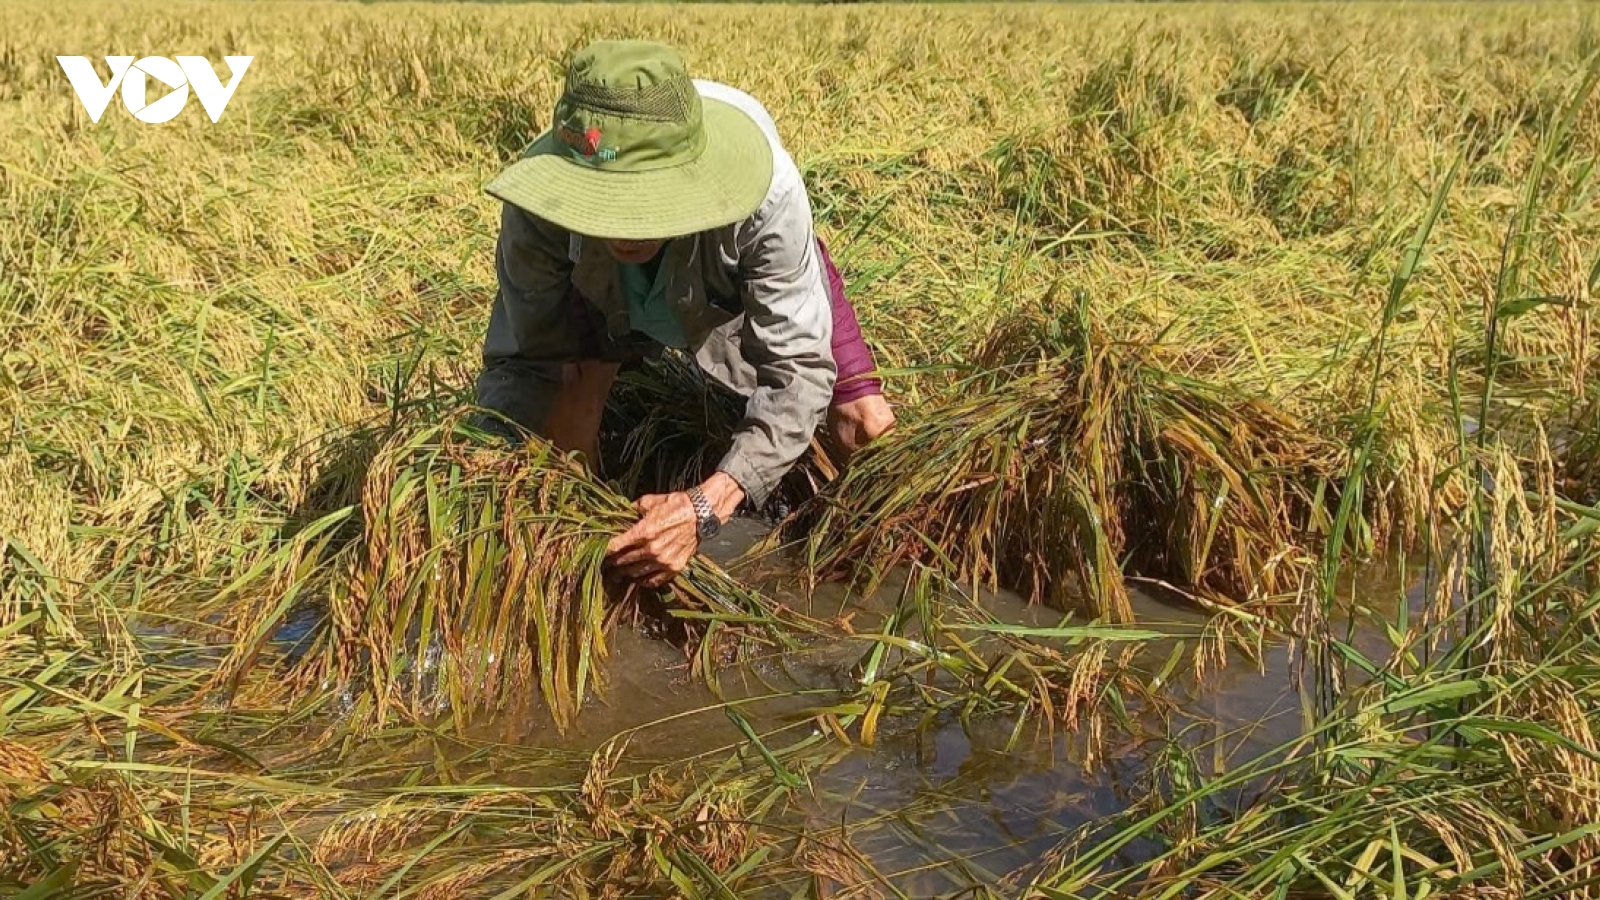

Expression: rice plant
xmin=1022 ymin=464 xmax=1600 ymax=900
xmin=601 ymin=349 xmax=835 ymax=517
xmin=238 ymin=413 xmax=822 ymax=735
xmin=793 ymin=291 xmax=1354 ymax=620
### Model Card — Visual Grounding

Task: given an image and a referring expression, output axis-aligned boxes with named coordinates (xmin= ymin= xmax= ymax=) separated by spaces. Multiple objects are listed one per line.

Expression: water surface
xmin=382 ymin=518 xmax=1424 ymax=894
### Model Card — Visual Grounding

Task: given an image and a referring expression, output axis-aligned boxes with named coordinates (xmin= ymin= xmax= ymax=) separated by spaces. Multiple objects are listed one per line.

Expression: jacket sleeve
xmin=716 ymin=176 xmax=837 ymax=507
xmin=473 ymin=202 xmax=579 ymax=437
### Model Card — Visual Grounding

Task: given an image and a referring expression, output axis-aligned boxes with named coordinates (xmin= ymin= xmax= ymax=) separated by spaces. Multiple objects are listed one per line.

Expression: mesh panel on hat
xmin=565 ymin=76 xmax=696 ymax=122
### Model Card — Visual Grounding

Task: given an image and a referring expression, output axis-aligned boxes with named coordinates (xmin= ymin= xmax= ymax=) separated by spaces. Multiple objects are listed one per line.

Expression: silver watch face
xmin=698 ymin=512 xmax=721 ymax=539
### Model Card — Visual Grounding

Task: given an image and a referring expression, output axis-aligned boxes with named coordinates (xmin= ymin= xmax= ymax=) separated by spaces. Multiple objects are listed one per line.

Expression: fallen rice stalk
xmin=793 ymin=296 xmax=1356 ymax=619
xmin=265 ymin=412 xmax=822 ymax=735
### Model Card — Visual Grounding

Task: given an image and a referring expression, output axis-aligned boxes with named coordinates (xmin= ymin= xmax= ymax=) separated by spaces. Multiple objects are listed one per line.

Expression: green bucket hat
xmin=484 ymin=40 xmax=775 ymax=241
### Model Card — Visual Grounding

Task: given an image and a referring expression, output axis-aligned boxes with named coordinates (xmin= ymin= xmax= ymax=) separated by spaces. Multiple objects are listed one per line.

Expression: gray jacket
xmin=474 ymin=81 xmax=837 ymax=506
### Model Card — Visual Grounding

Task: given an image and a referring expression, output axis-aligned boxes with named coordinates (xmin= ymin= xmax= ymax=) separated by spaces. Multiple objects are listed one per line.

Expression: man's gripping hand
xmin=604 ymin=472 xmax=745 ymax=589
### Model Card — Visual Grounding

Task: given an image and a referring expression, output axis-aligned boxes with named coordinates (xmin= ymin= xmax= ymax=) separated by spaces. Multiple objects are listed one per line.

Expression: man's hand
xmin=605 ymin=473 xmax=745 ymax=589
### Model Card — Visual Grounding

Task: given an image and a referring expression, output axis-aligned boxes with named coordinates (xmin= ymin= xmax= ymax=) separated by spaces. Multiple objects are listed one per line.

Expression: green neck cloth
xmin=618 ymin=251 xmax=687 ymax=349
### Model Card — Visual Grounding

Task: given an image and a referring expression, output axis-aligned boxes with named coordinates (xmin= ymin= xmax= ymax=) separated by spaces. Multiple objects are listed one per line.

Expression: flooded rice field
xmin=303 ymin=518 xmax=1425 ymax=896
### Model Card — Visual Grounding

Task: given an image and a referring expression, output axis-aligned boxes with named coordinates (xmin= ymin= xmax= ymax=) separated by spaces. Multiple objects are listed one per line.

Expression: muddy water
xmin=418 ymin=519 xmax=1426 ymax=895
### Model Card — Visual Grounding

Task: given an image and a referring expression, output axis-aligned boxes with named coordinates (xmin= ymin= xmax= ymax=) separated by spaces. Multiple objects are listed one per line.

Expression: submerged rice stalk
xmin=1025 ymin=545 xmax=1600 ymax=900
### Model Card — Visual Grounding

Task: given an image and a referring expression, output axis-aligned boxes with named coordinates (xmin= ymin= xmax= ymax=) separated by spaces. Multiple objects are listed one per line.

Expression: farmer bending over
xmin=473 ymin=40 xmax=895 ymax=588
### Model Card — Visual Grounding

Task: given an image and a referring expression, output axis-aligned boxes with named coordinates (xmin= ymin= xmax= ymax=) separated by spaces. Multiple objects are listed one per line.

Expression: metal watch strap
xmin=686 ymin=486 xmax=719 ymax=538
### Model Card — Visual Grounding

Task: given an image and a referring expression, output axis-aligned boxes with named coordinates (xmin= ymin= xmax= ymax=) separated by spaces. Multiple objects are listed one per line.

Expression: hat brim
xmin=484 ymin=98 xmax=774 ymax=240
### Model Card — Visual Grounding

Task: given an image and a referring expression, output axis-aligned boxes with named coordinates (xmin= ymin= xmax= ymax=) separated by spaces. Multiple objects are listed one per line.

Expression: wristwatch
xmin=686 ymin=486 xmax=721 ymax=541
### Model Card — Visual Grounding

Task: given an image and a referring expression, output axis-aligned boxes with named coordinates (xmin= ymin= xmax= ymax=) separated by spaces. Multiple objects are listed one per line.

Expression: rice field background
xmin=2 ymin=1 xmax=1599 ymax=897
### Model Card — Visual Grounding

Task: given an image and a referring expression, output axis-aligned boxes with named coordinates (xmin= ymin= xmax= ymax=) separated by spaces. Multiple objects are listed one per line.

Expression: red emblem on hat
xmin=558 ymin=124 xmax=604 ymax=157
